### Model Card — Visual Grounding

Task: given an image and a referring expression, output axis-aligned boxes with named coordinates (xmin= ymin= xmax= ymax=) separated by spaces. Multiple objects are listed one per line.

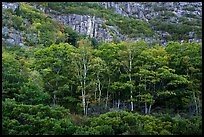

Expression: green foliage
xmin=5 ymin=2 xmax=93 ymax=48
xmin=74 ymin=125 xmax=114 ymax=135
xmin=77 ymin=111 xmax=196 ymax=135
xmin=34 ymin=43 xmax=80 ymax=111
xmin=2 ymin=2 xmax=202 ymax=135
xmin=12 ymin=15 xmax=23 ymax=30
xmin=2 ymin=50 xmax=28 ymax=99
xmin=83 ymin=111 xmax=130 ymax=135
xmin=15 ymin=70 xmax=51 ymax=105
xmin=115 ymin=17 xmax=155 ymax=38
xmin=159 ymin=114 xmax=202 ymax=135
xmin=149 ymin=8 xmax=201 ymax=41
xmin=2 ymin=99 xmax=76 ymax=135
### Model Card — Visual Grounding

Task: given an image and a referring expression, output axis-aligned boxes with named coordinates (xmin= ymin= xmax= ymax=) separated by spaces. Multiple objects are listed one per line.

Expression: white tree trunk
xmin=81 ymin=81 xmax=86 ymax=116
xmin=148 ymin=104 xmax=152 ymax=115
xmin=130 ymin=76 xmax=133 ymax=111
xmin=97 ymin=73 xmax=102 ymax=105
xmin=117 ymin=92 xmax=121 ymax=109
xmin=53 ymin=94 xmax=56 ymax=107
xmin=130 ymin=74 xmax=133 ymax=111
xmin=105 ymin=77 xmax=110 ymax=109
xmin=83 ymin=55 xmax=87 ymax=116
xmin=129 ymin=51 xmax=134 ymax=111
xmin=118 ymin=97 xmax=120 ymax=109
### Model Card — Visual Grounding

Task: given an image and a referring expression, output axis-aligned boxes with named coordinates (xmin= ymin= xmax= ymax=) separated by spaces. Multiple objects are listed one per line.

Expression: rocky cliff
xmin=2 ymin=2 xmax=202 ymax=47
xmin=51 ymin=14 xmax=114 ymax=42
xmin=99 ymin=2 xmax=202 ymax=45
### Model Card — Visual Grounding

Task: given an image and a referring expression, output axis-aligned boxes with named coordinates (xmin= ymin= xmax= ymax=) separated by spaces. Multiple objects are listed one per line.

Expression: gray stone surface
xmin=51 ymin=14 xmax=114 ymax=42
xmin=2 ymin=2 xmax=202 ymax=47
xmin=2 ymin=2 xmax=19 ymax=11
xmin=2 ymin=27 xmax=9 ymax=36
xmin=6 ymin=38 xmax=15 ymax=45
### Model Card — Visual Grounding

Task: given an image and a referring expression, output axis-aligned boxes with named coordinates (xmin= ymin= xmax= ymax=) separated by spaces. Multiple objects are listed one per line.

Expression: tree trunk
xmin=105 ymin=77 xmax=110 ymax=109
xmin=145 ymin=102 xmax=148 ymax=114
xmin=118 ymin=92 xmax=120 ymax=109
xmin=144 ymin=75 xmax=148 ymax=114
xmin=130 ymin=74 xmax=133 ymax=111
xmin=131 ymin=100 xmax=133 ymax=111
xmin=112 ymin=94 xmax=115 ymax=108
xmin=197 ymin=96 xmax=201 ymax=115
xmin=129 ymin=74 xmax=134 ymax=111
xmin=53 ymin=94 xmax=56 ymax=107
xmin=193 ymin=91 xmax=198 ymax=115
xmin=83 ymin=56 xmax=87 ymax=116
xmin=81 ymin=81 xmax=86 ymax=116
xmin=85 ymin=99 xmax=89 ymax=116
xmin=129 ymin=51 xmax=134 ymax=111
xmin=97 ymin=73 xmax=101 ymax=105
xmin=148 ymin=104 xmax=152 ymax=115
xmin=138 ymin=76 xmax=142 ymax=109
xmin=95 ymin=90 xmax=97 ymax=101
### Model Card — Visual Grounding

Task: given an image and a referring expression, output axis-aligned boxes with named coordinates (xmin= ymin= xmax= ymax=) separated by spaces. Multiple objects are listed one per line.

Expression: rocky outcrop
xmin=2 ymin=26 xmax=28 ymax=48
xmin=98 ymin=2 xmax=202 ymax=45
xmin=2 ymin=2 xmax=28 ymax=48
xmin=51 ymin=14 xmax=114 ymax=42
xmin=2 ymin=2 xmax=19 ymax=11
xmin=98 ymin=2 xmax=202 ymax=20
xmin=2 ymin=2 xmax=202 ymax=47
xmin=33 ymin=2 xmax=202 ymax=45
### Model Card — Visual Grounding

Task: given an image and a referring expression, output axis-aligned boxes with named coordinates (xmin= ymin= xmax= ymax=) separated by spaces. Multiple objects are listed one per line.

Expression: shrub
xmin=2 ymin=99 xmax=76 ymax=135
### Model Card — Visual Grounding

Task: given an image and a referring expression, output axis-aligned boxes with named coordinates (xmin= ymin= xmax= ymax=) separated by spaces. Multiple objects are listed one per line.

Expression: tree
xmin=2 ymin=49 xmax=28 ymax=99
xmin=96 ymin=42 xmax=123 ymax=109
xmin=117 ymin=40 xmax=149 ymax=111
xmin=34 ymin=43 xmax=78 ymax=109
xmin=89 ymin=56 xmax=109 ymax=111
xmin=15 ymin=70 xmax=50 ymax=105
xmin=165 ymin=42 xmax=202 ymax=115
xmin=72 ymin=39 xmax=94 ymax=116
xmin=136 ymin=45 xmax=189 ymax=114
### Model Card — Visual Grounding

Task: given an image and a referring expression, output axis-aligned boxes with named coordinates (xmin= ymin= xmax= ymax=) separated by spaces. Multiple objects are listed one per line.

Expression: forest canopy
xmin=2 ymin=40 xmax=202 ymax=135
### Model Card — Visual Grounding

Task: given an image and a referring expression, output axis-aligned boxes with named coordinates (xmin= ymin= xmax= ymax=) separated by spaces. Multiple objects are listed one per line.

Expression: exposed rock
xmin=2 ymin=2 xmax=19 ymax=11
xmin=161 ymin=32 xmax=171 ymax=38
xmin=6 ymin=38 xmax=15 ymax=45
xmin=144 ymin=37 xmax=157 ymax=43
xmin=97 ymin=2 xmax=201 ymax=44
xmin=51 ymin=14 xmax=113 ymax=42
xmin=2 ymin=27 xmax=9 ymax=36
xmin=2 ymin=2 xmax=202 ymax=47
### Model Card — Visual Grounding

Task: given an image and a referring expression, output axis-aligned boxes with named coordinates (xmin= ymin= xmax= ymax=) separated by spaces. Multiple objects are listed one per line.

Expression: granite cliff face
xmin=2 ymin=2 xmax=202 ymax=47
xmin=98 ymin=2 xmax=202 ymax=20
xmin=51 ymin=14 xmax=114 ymax=42
xmin=98 ymin=2 xmax=202 ymax=44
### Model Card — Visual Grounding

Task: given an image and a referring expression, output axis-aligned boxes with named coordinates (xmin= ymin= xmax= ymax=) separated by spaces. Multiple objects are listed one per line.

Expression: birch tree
xmin=118 ymin=40 xmax=148 ymax=111
xmin=72 ymin=39 xmax=93 ymax=116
